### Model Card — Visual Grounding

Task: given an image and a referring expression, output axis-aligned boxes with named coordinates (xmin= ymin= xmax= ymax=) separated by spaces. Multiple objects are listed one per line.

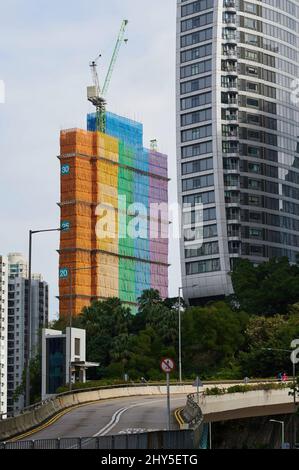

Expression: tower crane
xmin=87 ymin=20 xmax=128 ymax=133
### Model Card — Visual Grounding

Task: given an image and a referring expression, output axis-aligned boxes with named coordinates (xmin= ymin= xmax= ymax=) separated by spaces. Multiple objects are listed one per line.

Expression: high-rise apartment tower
xmin=0 ymin=256 xmax=8 ymax=417
xmin=58 ymin=112 xmax=169 ymax=317
xmin=176 ymin=0 xmax=299 ymax=304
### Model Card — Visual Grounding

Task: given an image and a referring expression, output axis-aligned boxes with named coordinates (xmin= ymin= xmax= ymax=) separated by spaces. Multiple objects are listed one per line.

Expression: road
xmin=19 ymin=395 xmax=187 ymax=440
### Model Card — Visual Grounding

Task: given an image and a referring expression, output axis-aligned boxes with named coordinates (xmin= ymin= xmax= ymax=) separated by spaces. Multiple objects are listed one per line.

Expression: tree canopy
xmin=231 ymin=257 xmax=299 ymax=315
xmin=46 ymin=258 xmax=299 ymax=390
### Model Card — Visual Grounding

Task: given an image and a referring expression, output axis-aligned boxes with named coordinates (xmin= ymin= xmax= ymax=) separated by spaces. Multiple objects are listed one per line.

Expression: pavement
xmin=19 ymin=394 xmax=188 ymax=440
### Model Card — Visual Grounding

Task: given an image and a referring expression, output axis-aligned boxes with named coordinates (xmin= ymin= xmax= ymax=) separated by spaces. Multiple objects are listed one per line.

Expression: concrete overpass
xmin=181 ymin=387 xmax=295 ymax=426
xmin=0 ymin=381 xmax=295 ymax=444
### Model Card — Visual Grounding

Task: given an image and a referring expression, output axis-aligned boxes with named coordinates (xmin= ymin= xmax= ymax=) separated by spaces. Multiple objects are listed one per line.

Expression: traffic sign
xmin=160 ymin=358 xmax=175 ymax=374
xmin=193 ymin=377 xmax=203 ymax=388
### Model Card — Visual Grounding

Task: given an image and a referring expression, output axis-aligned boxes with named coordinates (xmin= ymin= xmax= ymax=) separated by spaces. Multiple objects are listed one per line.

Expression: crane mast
xmin=87 ymin=20 xmax=128 ymax=133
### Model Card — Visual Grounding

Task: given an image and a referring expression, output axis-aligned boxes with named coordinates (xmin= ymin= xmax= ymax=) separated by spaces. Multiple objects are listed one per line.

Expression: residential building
xmin=0 ymin=256 xmax=8 ymax=417
xmin=58 ymin=111 xmax=169 ymax=317
xmin=7 ymin=275 xmax=48 ymax=414
xmin=176 ymin=0 xmax=299 ymax=304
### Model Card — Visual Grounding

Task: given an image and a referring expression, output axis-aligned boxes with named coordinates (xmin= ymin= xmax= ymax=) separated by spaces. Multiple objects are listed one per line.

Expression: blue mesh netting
xmin=87 ymin=111 xmax=143 ymax=148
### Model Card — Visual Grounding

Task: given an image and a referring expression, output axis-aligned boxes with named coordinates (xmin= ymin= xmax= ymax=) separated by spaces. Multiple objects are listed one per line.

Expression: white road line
xmin=93 ymin=407 xmax=127 ymax=437
xmin=98 ymin=407 xmax=129 ymax=436
xmin=94 ymin=396 xmax=186 ymax=437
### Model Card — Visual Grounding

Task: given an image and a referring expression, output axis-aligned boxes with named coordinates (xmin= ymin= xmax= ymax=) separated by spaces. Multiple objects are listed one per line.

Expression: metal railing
xmin=181 ymin=393 xmax=203 ymax=430
xmin=0 ymin=431 xmax=196 ymax=450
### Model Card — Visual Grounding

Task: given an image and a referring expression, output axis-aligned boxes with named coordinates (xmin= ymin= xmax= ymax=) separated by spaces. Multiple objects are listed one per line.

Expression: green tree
xmin=239 ymin=312 xmax=299 ymax=377
xmin=14 ymin=354 xmax=42 ymax=405
xmin=74 ymin=298 xmax=133 ymax=378
xmin=231 ymin=257 xmax=299 ymax=315
xmin=182 ymin=302 xmax=248 ymax=379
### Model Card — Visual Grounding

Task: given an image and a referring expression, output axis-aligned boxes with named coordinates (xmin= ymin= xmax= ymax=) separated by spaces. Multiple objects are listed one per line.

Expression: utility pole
xmin=25 ymin=227 xmax=60 ymax=408
xmin=178 ymin=287 xmax=183 ymax=383
xmin=167 ymin=372 xmax=171 ymax=431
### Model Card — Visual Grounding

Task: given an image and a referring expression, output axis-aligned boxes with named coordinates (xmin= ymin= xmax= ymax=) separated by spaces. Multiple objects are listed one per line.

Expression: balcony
xmin=225 ymin=194 xmax=240 ymax=204
xmin=222 ymin=31 xmax=237 ymax=44
xmin=223 ymin=16 xmax=237 ymax=28
xmin=223 ymin=0 xmax=236 ymax=8
xmin=223 ymin=48 xmax=237 ymax=58
xmin=222 ymin=112 xmax=238 ymax=122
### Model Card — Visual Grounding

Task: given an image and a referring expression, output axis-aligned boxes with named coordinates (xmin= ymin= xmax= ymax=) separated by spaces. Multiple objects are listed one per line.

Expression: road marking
xmin=93 ymin=407 xmax=127 ymax=436
xmin=94 ymin=397 xmax=186 ymax=437
xmin=8 ymin=402 xmax=91 ymax=442
xmin=10 ymin=396 xmax=187 ymax=442
xmin=174 ymin=407 xmax=185 ymax=428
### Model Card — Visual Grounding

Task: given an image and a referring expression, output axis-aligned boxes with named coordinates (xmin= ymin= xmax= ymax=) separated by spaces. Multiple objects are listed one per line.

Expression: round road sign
xmin=160 ymin=357 xmax=175 ymax=374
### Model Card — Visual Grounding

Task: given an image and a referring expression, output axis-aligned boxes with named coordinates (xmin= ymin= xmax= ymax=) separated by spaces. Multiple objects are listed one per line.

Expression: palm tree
xmin=137 ymin=289 xmax=162 ymax=313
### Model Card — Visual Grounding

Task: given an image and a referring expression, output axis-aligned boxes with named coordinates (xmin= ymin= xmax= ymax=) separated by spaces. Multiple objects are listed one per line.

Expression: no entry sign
xmin=160 ymin=358 xmax=175 ymax=374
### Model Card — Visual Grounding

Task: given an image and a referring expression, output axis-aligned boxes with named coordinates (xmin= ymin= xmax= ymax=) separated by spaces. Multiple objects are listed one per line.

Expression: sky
xmin=0 ymin=0 xmax=180 ymax=320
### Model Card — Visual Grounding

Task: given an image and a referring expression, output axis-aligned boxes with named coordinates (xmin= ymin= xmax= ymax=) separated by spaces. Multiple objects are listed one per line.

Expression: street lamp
xmin=262 ymin=347 xmax=296 ymax=406
xmin=263 ymin=347 xmax=297 ymax=448
xmin=25 ymin=228 xmax=61 ymax=408
xmin=270 ymin=419 xmax=285 ymax=449
xmin=178 ymin=287 xmax=183 ymax=383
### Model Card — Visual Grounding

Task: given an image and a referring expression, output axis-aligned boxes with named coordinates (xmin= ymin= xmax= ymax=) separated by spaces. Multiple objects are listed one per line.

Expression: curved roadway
xmin=19 ymin=395 xmax=187 ymax=440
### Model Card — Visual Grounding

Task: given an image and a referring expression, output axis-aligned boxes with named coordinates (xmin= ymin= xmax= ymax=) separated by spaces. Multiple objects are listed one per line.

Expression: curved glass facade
xmin=176 ymin=0 xmax=299 ymax=303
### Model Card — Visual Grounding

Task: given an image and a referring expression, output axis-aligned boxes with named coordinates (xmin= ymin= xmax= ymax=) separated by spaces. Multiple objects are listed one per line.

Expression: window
xmin=245 ymin=50 xmax=258 ymax=61
xmin=75 ymin=338 xmax=80 ymax=357
xmin=245 ymin=34 xmax=258 ymax=46
xmin=180 ymin=75 xmax=212 ymax=95
xmin=244 ymin=18 xmax=256 ymax=29
xmin=181 ymin=91 xmax=212 ymax=111
xmin=247 ymin=97 xmax=259 ymax=108
xmin=248 ymin=163 xmax=260 ymax=173
xmin=181 ymin=43 xmax=212 ymax=63
xmin=183 ymin=191 xmax=215 ymax=206
xmin=182 ymin=173 xmax=214 ymax=191
xmin=181 ymin=124 xmax=212 ymax=143
xmin=181 ymin=11 xmax=213 ymax=33
xmin=248 ymin=179 xmax=261 ymax=190
xmin=248 ymin=195 xmax=260 ymax=205
xmin=244 ymin=2 xmax=257 ymax=14
xmin=181 ymin=140 xmax=213 ymax=159
xmin=185 ymin=241 xmax=219 ymax=258
xmin=247 ymin=82 xmax=258 ymax=92
xmin=247 ymin=114 xmax=259 ymax=124
xmin=182 ymin=157 xmax=213 ymax=175
xmin=248 ymin=146 xmax=260 ymax=157
xmin=180 ymin=59 xmax=212 ymax=79
xmin=186 ymin=258 xmax=220 ymax=275
xmin=249 ymin=228 xmax=263 ymax=239
xmin=181 ymin=108 xmax=212 ymax=127
xmin=247 ymin=66 xmax=258 ymax=76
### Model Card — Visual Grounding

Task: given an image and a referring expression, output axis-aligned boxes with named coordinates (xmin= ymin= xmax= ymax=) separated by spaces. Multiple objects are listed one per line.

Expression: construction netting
xmin=59 ymin=112 xmax=168 ymax=316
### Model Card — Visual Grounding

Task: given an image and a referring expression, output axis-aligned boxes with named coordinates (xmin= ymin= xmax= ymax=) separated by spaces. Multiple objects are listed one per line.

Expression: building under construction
xmin=58 ymin=111 xmax=169 ymax=317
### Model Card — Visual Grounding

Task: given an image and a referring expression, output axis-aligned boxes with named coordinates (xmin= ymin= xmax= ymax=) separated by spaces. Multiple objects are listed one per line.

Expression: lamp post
xmin=178 ymin=287 xmax=183 ymax=383
xmin=263 ymin=347 xmax=297 ymax=448
xmin=270 ymin=419 xmax=285 ymax=449
xmin=25 ymin=228 xmax=61 ymax=408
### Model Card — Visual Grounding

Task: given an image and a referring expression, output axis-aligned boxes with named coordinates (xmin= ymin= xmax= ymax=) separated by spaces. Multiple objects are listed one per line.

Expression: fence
xmin=0 ymin=430 xmax=196 ymax=450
